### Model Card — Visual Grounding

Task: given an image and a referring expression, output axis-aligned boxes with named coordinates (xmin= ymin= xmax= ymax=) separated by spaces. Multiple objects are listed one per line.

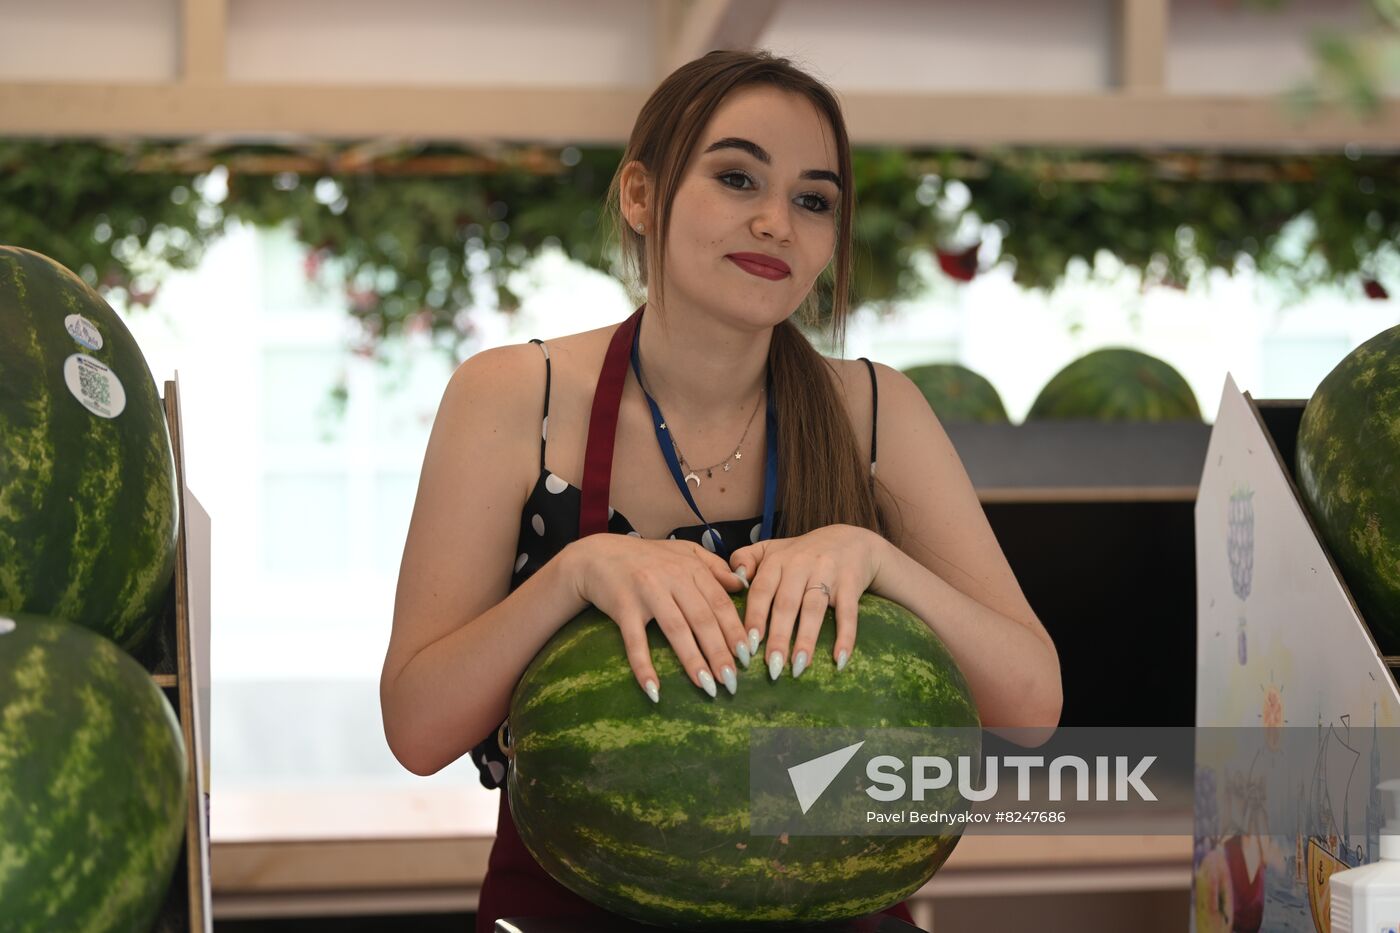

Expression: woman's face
xmin=660 ymin=84 xmax=841 ymax=326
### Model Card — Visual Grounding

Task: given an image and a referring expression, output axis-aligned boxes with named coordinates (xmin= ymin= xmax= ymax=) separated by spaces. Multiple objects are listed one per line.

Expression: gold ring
xmin=497 ymin=720 xmax=514 ymax=760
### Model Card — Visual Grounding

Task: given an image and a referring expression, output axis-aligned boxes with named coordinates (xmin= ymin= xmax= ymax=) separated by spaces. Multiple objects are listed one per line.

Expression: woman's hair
xmin=603 ymin=48 xmax=903 ymax=543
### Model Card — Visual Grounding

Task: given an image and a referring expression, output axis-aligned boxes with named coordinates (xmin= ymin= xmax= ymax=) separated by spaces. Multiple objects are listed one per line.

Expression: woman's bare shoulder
xmin=824 ymin=356 xmax=875 ymax=447
xmin=823 ymin=355 xmax=868 ymax=399
xmin=529 ymin=325 xmax=615 ymax=369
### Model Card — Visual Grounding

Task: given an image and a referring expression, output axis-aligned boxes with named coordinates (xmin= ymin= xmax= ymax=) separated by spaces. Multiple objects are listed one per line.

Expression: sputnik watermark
xmin=787 ymin=740 xmax=1157 ymax=815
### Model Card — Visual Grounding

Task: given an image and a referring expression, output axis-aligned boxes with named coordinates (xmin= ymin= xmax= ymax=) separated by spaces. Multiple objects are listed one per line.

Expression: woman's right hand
xmin=565 ymin=535 xmax=755 ymax=703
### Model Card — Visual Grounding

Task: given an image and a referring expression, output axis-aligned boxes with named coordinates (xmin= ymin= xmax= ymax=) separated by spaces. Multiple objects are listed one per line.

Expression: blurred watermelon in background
xmin=1027 ymin=347 xmax=1202 ymax=422
xmin=902 ymin=362 xmax=1011 ymax=423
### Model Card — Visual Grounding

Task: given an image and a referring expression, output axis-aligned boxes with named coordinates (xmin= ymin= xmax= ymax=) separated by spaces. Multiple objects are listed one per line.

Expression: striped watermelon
xmin=1027 ymin=348 xmax=1201 ymax=422
xmin=1296 ymin=324 xmax=1400 ymax=653
xmin=0 ymin=246 xmax=178 ymax=654
xmin=902 ymin=363 xmax=1009 ymax=423
xmin=506 ymin=592 xmax=980 ymax=927
xmin=0 ymin=613 xmax=187 ymax=932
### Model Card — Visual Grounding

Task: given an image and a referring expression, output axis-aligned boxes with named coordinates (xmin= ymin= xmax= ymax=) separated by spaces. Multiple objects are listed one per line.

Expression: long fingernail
xmin=644 ymin=679 xmax=660 ymax=703
xmin=736 ymin=641 xmax=751 ymax=669
xmin=748 ymin=628 xmax=761 ymax=655
xmin=698 ymin=669 xmax=717 ymax=698
xmin=768 ymin=651 xmax=783 ymax=681
xmin=735 ymin=566 xmax=749 ymax=589
xmin=792 ymin=651 xmax=808 ymax=679
xmin=836 ymin=649 xmax=849 ymax=672
xmin=721 ymin=666 xmax=737 ymax=695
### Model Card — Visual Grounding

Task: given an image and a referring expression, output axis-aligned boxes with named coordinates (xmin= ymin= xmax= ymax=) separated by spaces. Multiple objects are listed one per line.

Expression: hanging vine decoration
xmin=1 ymin=139 xmax=1395 ymax=364
xmin=920 ymin=148 xmax=1400 ymax=298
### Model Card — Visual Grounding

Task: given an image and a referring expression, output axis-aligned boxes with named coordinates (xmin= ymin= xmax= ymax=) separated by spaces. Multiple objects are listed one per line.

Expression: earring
xmin=635 ymin=222 xmax=645 ymax=234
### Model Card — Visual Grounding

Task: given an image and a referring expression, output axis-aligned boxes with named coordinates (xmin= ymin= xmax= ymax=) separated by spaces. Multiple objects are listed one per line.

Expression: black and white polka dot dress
xmin=469 ymin=338 xmax=880 ymax=789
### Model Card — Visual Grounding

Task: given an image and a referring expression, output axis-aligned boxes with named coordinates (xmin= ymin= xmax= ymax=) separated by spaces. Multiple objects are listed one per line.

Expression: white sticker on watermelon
xmin=0 ymin=617 xmax=15 ymax=635
xmin=63 ymin=353 xmax=127 ymax=419
xmin=64 ymin=313 xmax=104 ymax=351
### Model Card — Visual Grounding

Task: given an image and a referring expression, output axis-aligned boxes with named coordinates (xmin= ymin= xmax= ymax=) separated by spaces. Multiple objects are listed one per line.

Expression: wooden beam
xmin=1116 ymin=0 xmax=1168 ymax=91
xmin=0 ymin=83 xmax=644 ymax=145
xmin=655 ymin=0 xmax=683 ymax=84
xmin=667 ymin=0 xmax=782 ymax=73
xmin=179 ymin=0 xmax=228 ymax=83
xmin=130 ymin=149 xmax=567 ymax=176
xmin=121 ymin=148 xmax=1356 ymax=182
xmin=2 ymin=82 xmax=1399 ymax=151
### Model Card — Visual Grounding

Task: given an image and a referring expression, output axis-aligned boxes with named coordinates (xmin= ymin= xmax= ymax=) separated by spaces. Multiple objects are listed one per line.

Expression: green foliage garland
xmin=1 ymin=140 xmax=1395 ymax=363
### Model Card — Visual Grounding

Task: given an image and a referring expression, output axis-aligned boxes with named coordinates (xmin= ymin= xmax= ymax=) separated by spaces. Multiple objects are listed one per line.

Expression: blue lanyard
xmin=627 ymin=306 xmax=778 ymax=560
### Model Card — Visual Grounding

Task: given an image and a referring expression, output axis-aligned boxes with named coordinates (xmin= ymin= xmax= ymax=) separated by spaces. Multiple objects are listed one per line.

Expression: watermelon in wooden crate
xmin=0 ymin=246 xmax=179 ymax=655
xmin=0 ymin=613 xmax=187 ymax=933
xmin=1295 ymin=324 xmax=1400 ymax=653
xmin=0 ymin=245 xmax=208 ymax=931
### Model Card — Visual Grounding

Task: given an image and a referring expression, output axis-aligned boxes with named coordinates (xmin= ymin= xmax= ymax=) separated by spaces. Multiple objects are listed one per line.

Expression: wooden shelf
xmin=976 ymin=485 xmax=1197 ymax=504
xmin=944 ymin=420 xmax=1212 ymax=503
xmin=210 ymin=832 xmax=1191 ymax=919
xmin=135 ymin=379 xmax=210 ymax=933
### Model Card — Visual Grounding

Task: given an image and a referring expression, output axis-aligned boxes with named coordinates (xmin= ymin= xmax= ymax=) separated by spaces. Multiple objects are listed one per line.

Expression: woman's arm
xmin=379 ymin=345 xmax=590 ymax=776
xmin=869 ymin=534 xmax=1061 ymax=745
xmin=864 ymin=362 xmax=1063 ymax=744
xmin=382 ymin=539 xmax=590 ymax=776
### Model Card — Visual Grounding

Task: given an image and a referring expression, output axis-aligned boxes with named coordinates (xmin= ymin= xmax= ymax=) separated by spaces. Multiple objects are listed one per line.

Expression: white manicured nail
xmin=698 ymin=669 xmax=717 ymax=698
xmin=736 ymin=641 xmax=751 ymax=668
xmin=768 ymin=651 xmax=783 ymax=681
xmin=792 ymin=651 xmax=808 ymax=679
xmin=748 ymin=628 xmax=761 ymax=655
xmin=644 ymin=679 xmax=659 ymax=703
xmin=735 ymin=566 xmax=749 ymax=589
xmin=836 ymin=649 xmax=849 ymax=672
xmin=721 ymin=666 xmax=737 ymax=695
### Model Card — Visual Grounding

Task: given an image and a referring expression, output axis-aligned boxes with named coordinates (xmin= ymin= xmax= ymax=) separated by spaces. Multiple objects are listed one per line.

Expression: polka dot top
xmin=469 ymin=338 xmax=880 ymax=789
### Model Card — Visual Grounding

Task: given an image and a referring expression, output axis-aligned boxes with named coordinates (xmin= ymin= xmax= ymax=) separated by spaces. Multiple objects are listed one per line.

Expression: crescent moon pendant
xmin=684 ymin=471 xmax=701 ymax=488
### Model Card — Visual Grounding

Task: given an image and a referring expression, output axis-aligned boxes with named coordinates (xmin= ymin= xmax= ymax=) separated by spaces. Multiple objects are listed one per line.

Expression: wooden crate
xmin=128 ymin=376 xmax=212 ymax=933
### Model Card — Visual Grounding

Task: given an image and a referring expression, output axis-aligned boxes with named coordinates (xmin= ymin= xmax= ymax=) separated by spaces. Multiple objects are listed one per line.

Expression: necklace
xmin=638 ymin=372 xmax=765 ymax=489
xmin=600 ymin=302 xmax=779 ymax=559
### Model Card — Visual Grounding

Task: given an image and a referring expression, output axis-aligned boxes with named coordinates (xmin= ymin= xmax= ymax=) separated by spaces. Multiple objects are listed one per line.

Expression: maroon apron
xmin=475 ymin=308 xmax=917 ymax=931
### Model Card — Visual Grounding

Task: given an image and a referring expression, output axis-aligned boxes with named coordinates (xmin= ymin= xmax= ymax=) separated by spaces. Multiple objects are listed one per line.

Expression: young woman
xmin=381 ymin=49 xmax=1063 ymax=932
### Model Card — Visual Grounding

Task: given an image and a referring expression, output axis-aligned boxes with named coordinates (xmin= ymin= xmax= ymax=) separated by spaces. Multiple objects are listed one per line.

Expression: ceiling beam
xmin=2 ymin=82 xmax=1397 ymax=152
xmin=179 ymin=0 xmax=228 ymax=83
xmin=1115 ymin=0 xmax=1169 ymax=90
xmin=667 ymin=0 xmax=783 ymax=73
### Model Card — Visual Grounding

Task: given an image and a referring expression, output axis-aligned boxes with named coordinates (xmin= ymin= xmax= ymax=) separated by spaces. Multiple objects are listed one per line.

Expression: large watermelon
xmin=0 ymin=246 xmax=178 ymax=654
xmin=0 ymin=613 xmax=187 ymax=932
xmin=1295 ymin=324 xmax=1400 ymax=653
xmin=505 ymin=592 xmax=980 ymax=928
xmin=901 ymin=363 xmax=1009 ymax=423
xmin=1026 ymin=347 xmax=1201 ymax=422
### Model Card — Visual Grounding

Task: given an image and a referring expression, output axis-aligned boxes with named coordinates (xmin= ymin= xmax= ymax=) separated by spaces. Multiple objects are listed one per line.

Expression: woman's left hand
xmin=727 ymin=523 xmax=887 ymax=681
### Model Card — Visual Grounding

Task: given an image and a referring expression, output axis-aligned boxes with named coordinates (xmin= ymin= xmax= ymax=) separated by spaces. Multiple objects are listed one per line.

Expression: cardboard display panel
xmin=1193 ymin=375 xmax=1400 ymax=933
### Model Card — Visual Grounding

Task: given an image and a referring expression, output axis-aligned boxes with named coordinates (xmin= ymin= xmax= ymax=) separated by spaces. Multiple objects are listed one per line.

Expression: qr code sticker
xmin=63 ymin=354 xmax=126 ymax=419
xmin=78 ymin=361 xmax=111 ymax=408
